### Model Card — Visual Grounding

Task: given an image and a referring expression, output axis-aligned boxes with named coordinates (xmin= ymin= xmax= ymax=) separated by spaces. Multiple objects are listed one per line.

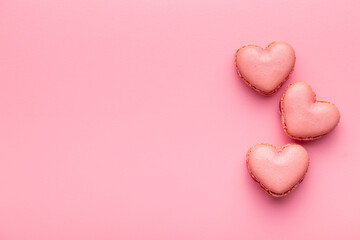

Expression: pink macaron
xmin=235 ymin=41 xmax=296 ymax=95
xmin=246 ymin=143 xmax=309 ymax=197
xmin=280 ymin=81 xmax=340 ymax=140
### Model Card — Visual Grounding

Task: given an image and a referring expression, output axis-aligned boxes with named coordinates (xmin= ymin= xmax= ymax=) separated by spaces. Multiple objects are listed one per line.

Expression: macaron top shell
xmin=247 ymin=143 xmax=309 ymax=197
xmin=235 ymin=41 xmax=296 ymax=95
xmin=281 ymin=81 xmax=340 ymax=140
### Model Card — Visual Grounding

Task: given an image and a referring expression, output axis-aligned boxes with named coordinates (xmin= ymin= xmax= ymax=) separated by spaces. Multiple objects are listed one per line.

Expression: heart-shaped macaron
xmin=235 ymin=41 xmax=296 ymax=95
xmin=281 ymin=81 xmax=340 ymax=140
xmin=246 ymin=143 xmax=309 ymax=197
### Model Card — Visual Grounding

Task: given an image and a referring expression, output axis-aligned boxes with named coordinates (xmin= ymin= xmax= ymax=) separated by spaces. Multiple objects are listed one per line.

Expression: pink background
xmin=0 ymin=0 xmax=359 ymax=239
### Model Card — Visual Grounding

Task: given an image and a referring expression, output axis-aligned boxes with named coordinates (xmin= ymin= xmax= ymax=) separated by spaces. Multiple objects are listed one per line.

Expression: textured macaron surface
xmin=247 ymin=143 xmax=309 ymax=197
xmin=235 ymin=41 xmax=295 ymax=95
xmin=281 ymin=81 xmax=340 ymax=140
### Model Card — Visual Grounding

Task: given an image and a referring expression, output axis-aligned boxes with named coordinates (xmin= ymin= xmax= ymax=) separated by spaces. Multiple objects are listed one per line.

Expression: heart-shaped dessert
xmin=281 ymin=81 xmax=340 ymax=140
xmin=246 ymin=143 xmax=309 ymax=197
xmin=235 ymin=41 xmax=296 ymax=95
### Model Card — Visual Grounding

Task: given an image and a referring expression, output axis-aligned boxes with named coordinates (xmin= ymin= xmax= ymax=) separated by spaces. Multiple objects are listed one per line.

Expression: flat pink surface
xmin=0 ymin=0 xmax=359 ymax=239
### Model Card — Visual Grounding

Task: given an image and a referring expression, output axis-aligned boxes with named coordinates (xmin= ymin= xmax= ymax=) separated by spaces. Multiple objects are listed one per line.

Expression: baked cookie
xmin=281 ymin=81 xmax=340 ymax=140
xmin=246 ymin=143 xmax=309 ymax=197
xmin=235 ymin=41 xmax=296 ymax=95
